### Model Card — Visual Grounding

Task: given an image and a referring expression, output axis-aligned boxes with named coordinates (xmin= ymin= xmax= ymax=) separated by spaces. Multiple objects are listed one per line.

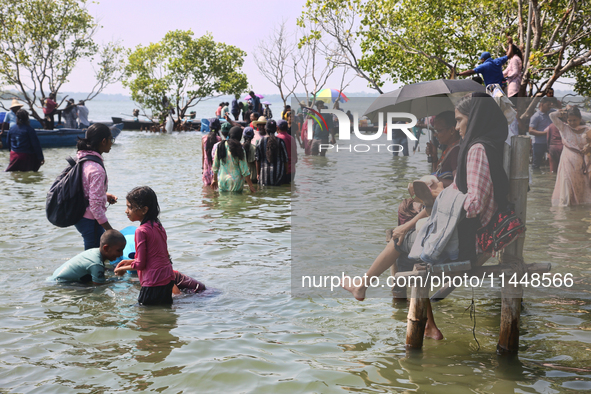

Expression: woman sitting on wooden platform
xmin=343 ymin=92 xmax=510 ymax=341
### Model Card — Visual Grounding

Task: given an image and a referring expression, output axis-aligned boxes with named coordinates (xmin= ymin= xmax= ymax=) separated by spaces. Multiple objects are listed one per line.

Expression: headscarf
xmin=455 ymin=92 xmax=509 ymax=207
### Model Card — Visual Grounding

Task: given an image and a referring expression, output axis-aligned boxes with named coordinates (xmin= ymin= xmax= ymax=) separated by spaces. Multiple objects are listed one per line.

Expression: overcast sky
xmin=62 ymin=0 xmax=574 ymax=96
xmin=62 ymin=0 xmax=392 ymax=96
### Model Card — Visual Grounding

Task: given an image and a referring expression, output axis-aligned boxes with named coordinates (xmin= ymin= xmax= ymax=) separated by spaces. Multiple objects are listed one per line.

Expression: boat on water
xmin=111 ymin=116 xmax=204 ymax=131
xmin=111 ymin=116 xmax=160 ymax=130
xmin=0 ymin=123 xmax=123 ymax=149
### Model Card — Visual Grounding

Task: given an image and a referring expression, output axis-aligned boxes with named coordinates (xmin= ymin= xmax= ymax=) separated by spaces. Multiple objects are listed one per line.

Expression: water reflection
xmin=132 ymin=306 xmax=183 ymax=365
xmin=9 ymin=171 xmax=45 ymax=199
xmin=10 ymin=171 xmax=44 ymax=185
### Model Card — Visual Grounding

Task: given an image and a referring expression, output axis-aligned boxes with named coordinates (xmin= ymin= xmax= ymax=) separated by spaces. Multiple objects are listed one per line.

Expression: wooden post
xmin=406 ymin=266 xmax=429 ymax=350
xmin=497 ymin=135 xmax=530 ymax=355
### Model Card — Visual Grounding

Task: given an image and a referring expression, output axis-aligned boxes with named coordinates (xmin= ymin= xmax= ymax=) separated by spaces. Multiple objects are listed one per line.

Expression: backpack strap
xmin=74 ymin=155 xmax=107 ymax=186
xmin=77 ymin=154 xmax=105 ymax=170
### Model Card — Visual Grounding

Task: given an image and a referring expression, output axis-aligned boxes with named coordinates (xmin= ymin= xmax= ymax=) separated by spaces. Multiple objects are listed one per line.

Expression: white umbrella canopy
xmin=364 ymin=79 xmax=486 ymax=123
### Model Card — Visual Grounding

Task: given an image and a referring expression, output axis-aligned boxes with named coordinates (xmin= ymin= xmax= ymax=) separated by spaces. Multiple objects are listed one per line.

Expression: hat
xmin=277 ymin=120 xmax=288 ymax=131
xmin=300 ymin=100 xmax=307 ymax=106
xmin=243 ymin=127 xmax=255 ymax=139
xmin=220 ymin=122 xmax=232 ymax=135
xmin=252 ymin=116 xmax=267 ymax=126
xmin=9 ymin=99 xmax=23 ymax=110
xmin=479 ymin=51 xmax=491 ymax=61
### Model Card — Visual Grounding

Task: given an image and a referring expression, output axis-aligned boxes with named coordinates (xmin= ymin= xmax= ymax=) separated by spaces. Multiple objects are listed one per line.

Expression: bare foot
xmin=342 ymin=276 xmax=367 ymax=301
xmin=424 ymin=321 xmax=444 ymax=340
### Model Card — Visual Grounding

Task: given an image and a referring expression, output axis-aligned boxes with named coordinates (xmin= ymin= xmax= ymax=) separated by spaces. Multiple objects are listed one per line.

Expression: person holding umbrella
xmin=344 ymin=93 xmax=510 ymax=341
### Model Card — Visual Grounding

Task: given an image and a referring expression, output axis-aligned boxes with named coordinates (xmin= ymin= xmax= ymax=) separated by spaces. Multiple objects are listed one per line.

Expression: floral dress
xmin=212 ymin=142 xmax=251 ymax=192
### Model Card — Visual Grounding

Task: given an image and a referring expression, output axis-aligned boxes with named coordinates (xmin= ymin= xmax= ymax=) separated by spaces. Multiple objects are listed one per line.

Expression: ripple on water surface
xmin=0 ymin=132 xmax=590 ymax=392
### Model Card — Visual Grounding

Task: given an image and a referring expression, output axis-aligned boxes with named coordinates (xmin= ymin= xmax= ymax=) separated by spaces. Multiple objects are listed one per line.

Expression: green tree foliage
xmin=301 ymin=0 xmax=591 ymax=96
xmin=122 ymin=31 xmax=248 ymax=122
xmin=520 ymin=0 xmax=591 ymax=96
xmin=0 ymin=0 xmax=124 ymax=121
xmin=359 ymin=0 xmax=513 ymax=86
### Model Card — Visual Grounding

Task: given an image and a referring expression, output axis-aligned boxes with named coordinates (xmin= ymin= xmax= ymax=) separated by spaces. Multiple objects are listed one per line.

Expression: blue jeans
xmin=532 ymin=143 xmax=547 ymax=169
xmin=392 ymin=134 xmax=409 ymax=157
xmin=75 ymin=217 xmax=105 ymax=250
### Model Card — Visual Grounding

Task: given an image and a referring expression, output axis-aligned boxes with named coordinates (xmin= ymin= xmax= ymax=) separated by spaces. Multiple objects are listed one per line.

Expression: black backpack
xmin=46 ymin=155 xmax=105 ymax=228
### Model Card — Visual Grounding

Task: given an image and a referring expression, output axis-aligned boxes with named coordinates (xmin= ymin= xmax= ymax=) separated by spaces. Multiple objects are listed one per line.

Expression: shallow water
xmin=0 ymin=131 xmax=590 ymax=393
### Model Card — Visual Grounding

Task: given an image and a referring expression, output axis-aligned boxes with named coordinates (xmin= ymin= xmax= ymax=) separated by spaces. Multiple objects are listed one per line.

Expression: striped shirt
xmin=451 ymin=143 xmax=497 ymax=228
xmin=451 ymin=144 xmax=497 ymax=254
xmin=256 ymin=136 xmax=288 ymax=186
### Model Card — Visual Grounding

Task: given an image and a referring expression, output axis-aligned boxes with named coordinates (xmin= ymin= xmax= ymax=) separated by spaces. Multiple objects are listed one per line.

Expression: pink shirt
xmin=503 ymin=56 xmax=522 ymax=97
xmin=277 ymin=131 xmax=297 ymax=174
xmin=78 ymin=150 xmax=108 ymax=224
xmin=545 ymin=124 xmax=563 ymax=147
xmin=253 ymin=128 xmax=262 ymax=144
xmin=130 ymin=222 xmax=175 ymax=287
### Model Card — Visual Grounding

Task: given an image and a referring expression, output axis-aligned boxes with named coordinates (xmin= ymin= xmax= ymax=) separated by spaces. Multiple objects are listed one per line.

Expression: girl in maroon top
xmin=43 ymin=93 xmax=58 ymax=130
xmin=115 ymin=186 xmax=175 ymax=305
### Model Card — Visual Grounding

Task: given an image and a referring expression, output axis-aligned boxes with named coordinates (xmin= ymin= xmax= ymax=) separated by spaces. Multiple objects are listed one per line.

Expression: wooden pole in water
xmin=406 ymin=267 xmax=429 ymax=350
xmin=497 ymin=135 xmax=530 ymax=355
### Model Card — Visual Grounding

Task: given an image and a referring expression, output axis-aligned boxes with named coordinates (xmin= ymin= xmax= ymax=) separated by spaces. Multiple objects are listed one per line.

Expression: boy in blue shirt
xmin=49 ymin=230 xmax=126 ymax=285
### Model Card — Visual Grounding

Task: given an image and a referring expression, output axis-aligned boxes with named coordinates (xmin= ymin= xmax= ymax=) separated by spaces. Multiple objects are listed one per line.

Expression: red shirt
xmin=277 ymin=131 xmax=297 ymax=174
xmin=43 ymin=99 xmax=57 ymax=115
xmin=545 ymin=124 xmax=563 ymax=147
xmin=130 ymin=222 xmax=175 ymax=287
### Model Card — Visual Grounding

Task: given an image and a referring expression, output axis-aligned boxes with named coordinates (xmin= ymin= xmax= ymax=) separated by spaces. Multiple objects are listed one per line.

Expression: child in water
xmin=114 ymin=186 xmax=176 ymax=305
xmin=49 ymin=230 xmax=126 ymax=285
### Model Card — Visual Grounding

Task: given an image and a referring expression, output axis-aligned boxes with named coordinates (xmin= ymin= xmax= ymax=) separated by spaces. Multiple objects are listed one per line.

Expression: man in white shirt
xmin=77 ymin=100 xmax=90 ymax=128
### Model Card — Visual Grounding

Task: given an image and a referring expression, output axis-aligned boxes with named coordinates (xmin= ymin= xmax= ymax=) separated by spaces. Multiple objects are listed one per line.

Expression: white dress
xmin=550 ymin=112 xmax=591 ymax=206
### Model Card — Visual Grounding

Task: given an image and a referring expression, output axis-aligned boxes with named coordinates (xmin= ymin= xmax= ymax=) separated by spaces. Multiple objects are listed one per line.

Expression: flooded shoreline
xmin=0 ymin=130 xmax=589 ymax=393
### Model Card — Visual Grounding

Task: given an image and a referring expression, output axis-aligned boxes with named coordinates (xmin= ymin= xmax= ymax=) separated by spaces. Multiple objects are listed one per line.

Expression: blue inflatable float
xmin=110 ymin=226 xmax=137 ymax=269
